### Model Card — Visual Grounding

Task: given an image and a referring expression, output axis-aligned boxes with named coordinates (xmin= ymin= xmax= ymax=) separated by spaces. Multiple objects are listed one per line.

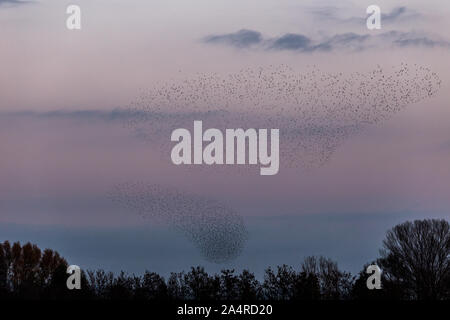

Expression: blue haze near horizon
xmin=1 ymin=212 xmax=448 ymax=279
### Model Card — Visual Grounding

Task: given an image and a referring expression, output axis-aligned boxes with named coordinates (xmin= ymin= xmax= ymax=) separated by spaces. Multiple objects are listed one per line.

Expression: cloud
xmin=309 ymin=6 xmax=339 ymax=20
xmin=0 ymin=109 xmax=236 ymax=132
xmin=0 ymin=0 xmax=33 ymax=6
xmin=269 ymin=33 xmax=312 ymax=51
xmin=383 ymin=6 xmax=418 ymax=23
xmin=203 ymin=29 xmax=262 ymax=48
xmin=1 ymin=109 xmax=142 ymax=121
xmin=204 ymin=29 xmax=450 ymax=52
xmin=310 ymin=6 xmax=420 ymax=26
xmin=393 ymin=36 xmax=449 ymax=48
xmin=310 ymin=33 xmax=370 ymax=52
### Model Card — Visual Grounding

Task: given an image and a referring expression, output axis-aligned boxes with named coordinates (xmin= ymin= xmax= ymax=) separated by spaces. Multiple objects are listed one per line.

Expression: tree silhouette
xmin=183 ymin=266 xmax=219 ymax=300
xmin=0 ymin=241 xmax=68 ymax=299
xmin=137 ymin=271 xmax=167 ymax=300
xmin=219 ymin=269 xmax=239 ymax=300
xmin=109 ymin=271 xmax=134 ymax=300
xmin=0 ymin=218 xmax=448 ymax=300
xmin=378 ymin=219 xmax=450 ymax=300
xmin=237 ymin=269 xmax=262 ymax=300
xmin=167 ymin=272 xmax=188 ymax=300
xmin=263 ymin=265 xmax=296 ymax=300
xmin=301 ymin=256 xmax=353 ymax=299
xmin=293 ymin=271 xmax=320 ymax=300
xmin=87 ymin=269 xmax=114 ymax=299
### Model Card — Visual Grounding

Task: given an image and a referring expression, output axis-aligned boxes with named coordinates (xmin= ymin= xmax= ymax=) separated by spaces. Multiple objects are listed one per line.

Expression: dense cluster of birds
xmin=125 ymin=63 xmax=441 ymax=168
xmin=109 ymin=182 xmax=248 ymax=263
xmin=114 ymin=64 xmax=440 ymax=262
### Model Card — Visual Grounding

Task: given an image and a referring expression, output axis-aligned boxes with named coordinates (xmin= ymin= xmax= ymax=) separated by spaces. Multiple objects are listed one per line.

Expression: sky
xmin=1 ymin=0 xmax=450 ymax=276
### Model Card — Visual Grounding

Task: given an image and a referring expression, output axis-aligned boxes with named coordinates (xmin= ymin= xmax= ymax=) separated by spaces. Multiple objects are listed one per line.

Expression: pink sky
xmin=1 ymin=0 xmax=450 ymax=227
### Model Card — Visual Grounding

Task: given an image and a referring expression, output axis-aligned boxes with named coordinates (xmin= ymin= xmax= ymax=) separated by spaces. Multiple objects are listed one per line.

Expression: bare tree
xmin=378 ymin=219 xmax=450 ymax=300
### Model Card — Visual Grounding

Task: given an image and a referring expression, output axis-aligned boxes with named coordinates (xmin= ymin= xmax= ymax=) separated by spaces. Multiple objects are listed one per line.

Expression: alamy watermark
xmin=170 ymin=121 xmax=280 ymax=175
xmin=366 ymin=264 xmax=382 ymax=290
xmin=66 ymin=265 xmax=81 ymax=290
xmin=367 ymin=5 xmax=381 ymax=30
xmin=66 ymin=5 xmax=81 ymax=30
xmin=65 ymin=5 xmax=383 ymax=33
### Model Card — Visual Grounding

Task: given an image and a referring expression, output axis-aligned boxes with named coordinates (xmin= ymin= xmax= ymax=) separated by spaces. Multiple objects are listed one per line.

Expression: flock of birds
xmin=125 ymin=63 xmax=440 ymax=167
xmin=110 ymin=64 xmax=441 ymax=263
xmin=109 ymin=182 xmax=248 ymax=263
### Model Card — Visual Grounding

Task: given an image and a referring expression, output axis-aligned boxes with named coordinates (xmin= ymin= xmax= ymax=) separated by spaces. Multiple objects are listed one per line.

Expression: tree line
xmin=0 ymin=219 xmax=448 ymax=300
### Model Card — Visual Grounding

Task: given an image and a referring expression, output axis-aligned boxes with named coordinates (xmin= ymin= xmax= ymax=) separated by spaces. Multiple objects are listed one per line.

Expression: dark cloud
xmin=203 ymin=29 xmax=262 ymax=48
xmin=269 ymin=33 xmax=312 ymax=51
xmin=267 ymin=33 xmax=369 ymax=52
xmin=204 ymin=29 xmax=450 ymax=52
